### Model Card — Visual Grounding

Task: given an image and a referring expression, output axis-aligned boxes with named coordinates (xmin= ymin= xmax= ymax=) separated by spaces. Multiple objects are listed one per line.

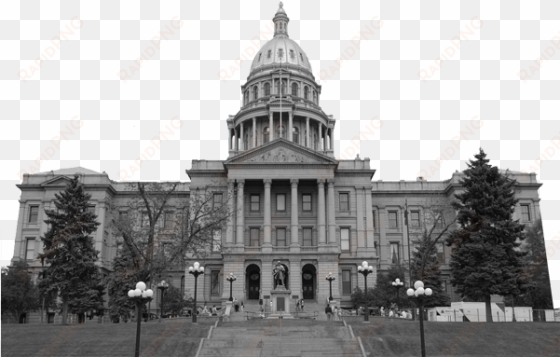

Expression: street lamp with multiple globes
xmin=127 ymin=282 xmax=154 ymax=357
xmin=325 ymin=272 xmax=335 ymax=302
xmin=157 ymin=280 xmax=169 ymax=322
xmin=226 ymin=273 xmax=237 ymax=301
xmin=188 ymin=262 xmax=204 ymax=323
xmin=357 ymin=261 xmax=374 ymax=322
xmin=407 ymin=281 xmax=433 ymax=357
xmin=392 ymin=278 xmax=404 ymax=307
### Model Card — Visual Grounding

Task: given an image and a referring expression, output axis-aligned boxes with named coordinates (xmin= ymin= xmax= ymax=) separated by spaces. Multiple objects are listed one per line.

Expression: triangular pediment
xmin=41 ymin=175 xmax=73 ymax=187
xmin=226 ymin=138 xmax=338 ymax=165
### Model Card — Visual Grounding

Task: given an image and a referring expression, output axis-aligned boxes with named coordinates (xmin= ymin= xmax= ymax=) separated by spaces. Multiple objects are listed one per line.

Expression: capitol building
xmin=11 ymin=4 xmax=543 ymax=315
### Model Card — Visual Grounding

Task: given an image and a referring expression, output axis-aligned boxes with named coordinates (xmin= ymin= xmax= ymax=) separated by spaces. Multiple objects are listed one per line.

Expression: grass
xmin=352 ymin=317 xmax=560 ymax=357
xmin=1 ymin=318 xmax=211 ymax=357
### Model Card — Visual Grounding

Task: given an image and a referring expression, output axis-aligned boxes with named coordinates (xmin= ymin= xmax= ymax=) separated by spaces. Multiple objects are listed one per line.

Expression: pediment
xmin=226 ymin=139 xmax=337 ymax=165
xmin=41 ymin=176 xmax=72 ymax=187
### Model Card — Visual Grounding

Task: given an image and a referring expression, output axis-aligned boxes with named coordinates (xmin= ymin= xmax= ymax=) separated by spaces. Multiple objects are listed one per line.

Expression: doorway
xmin=246 ymin=264 xmax=261 ymax=300
xmin=302 ymin=264 xmax=316 ymax=300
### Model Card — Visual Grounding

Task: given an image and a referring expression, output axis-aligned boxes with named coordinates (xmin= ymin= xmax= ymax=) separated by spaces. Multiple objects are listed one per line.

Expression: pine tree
xmin=411 ymin=233 xmax=451 ymax=307
xmin=105 ymin=244 xmax=142 ymax=321
xmin=38 ymin=174 xmax=105 ymax=324
xmin=446 ymin=149 xmax=532 ymax=322
xmin=1 ymin=261 xmax=40 ymax=322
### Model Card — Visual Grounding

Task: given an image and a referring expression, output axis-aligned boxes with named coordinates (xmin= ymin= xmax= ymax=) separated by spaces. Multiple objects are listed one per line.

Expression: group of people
xmin=324 ymin=303 xmax=343 ymax=321
xmin=295 ymin=299 xmax=305 ymax=312
xmin=380 ymin=306 xmax=412 ymax=319
xmin=199 ymin=305 xmax=220 ymax=316
xmin=232 ymin=298 xmax=244 ymax=313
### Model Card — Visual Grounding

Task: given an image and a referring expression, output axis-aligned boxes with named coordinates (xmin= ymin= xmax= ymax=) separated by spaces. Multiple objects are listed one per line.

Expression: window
xmin=250 ymin=194 xmax=260 ymax=211
xmin=276 ymin=194 xmax=286 ymax=211
xmin=341 ymin=228 xmax=350 ymax=251
xmin=140 ymin=212 xmax=149 ymax=228
xmin=25 ymin=238 xmax=35 ymax=260
xmin=314 ymin=134 xmax=317 ymax=150
xmin=212 ymin=230 xmax=221 ymax=252
xmin=278 ymin=48 xmax=283 ymax=58
xmin=292 ymin=127 xmax=299 ymax=144
xmin=304 ymin=86 xmax=309 ymax=100
xmin=276 ymin=80 xmax=286 ymax=95
xmin=276 ymin=125 xmax=285 ymax=139
xmin=389 ymin=211 xmax=398 ymax=229
xmin=250 ymin=228 xmax=260 ymax=247
xmin=276 ymin=228 xmax=286 ymax=246
xmin=28 ymin=206 xmax=39 ymax=224
xmin=253 ymin=86 xmax=258 ymax=100
xmin=213 ymin=193 xmax=223 ymax=209
xmin=436 ymin=242 xmax=445 ymax=263
xmin=263 ymin=126 xmax=270 ymax=143
xmin=244 ymin=132 xmax=249 ymax=150
xmin=291 ymin=83 xmax=298 ymax=96
xmin=372 ymin=211 xmax=376 ymax=229
xmin=303 ymin=227 xmax=312 ymax=246
xmin=390 ymin=243 xmax=400 ymax=264
xmin=313 ymin=91 xmax=317 ymax=103
xmin=267 ymin=50 xmax=271 ymax=58
xmin=339 ymin=193 xmax=349 ymax=211
xmin=290 ymin=49 xmax=295 ymax=59
xmin=302 ymin=194 xmax=312 ymax=211
xmin=116 ymin=240 xmax=123 ymax=257
xmin=521 ymin=204 xmax=531 ymax=221
xmin=411 ymin=211 xmax=420 ymax=228
xmin=264 ymin=82 xmax=271 ymax=96
xmin=211 ymin=270 xmax=220 ymax=296
xmin=258 ymin=53 xmax=262 ymax=62
xmin=299 ymin=53 xmax=304 ymax=61
xmin=342 ymin=269 xmax=351 ymax=295
xmin=87 ymin=205 xmax=96 ymax=216
xmin=164 ymin=212 xmax=174 ymax=230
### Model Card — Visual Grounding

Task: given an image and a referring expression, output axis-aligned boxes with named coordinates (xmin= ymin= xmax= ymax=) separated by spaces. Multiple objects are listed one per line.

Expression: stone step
xmin=198 ymin=347 xmax=363 ymax=357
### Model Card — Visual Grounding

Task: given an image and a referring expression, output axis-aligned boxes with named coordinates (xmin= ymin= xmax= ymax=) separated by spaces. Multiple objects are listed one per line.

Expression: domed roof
xmin=249 ymin=3 xmax=313 ymax=75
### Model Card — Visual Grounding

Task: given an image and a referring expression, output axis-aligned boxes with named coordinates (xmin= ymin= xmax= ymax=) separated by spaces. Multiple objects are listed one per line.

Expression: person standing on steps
xmin=301 ymin=299 xmax=305 ymax=312
xmin=325 ymin=303 xmax=333 ymax=321
xmin=240 ymin=301 xmax=244 ymax=313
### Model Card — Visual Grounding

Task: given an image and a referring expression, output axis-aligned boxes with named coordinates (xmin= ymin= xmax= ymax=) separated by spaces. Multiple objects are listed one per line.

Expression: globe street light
xmin=357 ymin=261 xmax=374 ymax=322
xmin=157 ymin=280 xmax=169 ymax=322
xmin=325 ymin=272 xmax=335 ymax=302
xmin=188 ymin=262 xmax=204 ymax=323
xmin=392 ymin=278 xmax=404 ymax=307
xmin=226 ymin=273 xmax=237 ymax=302
xmin=407 ymin=281 xmax=433 ymax=357
xmin=127 ymin=282 xmax=154 ymax=357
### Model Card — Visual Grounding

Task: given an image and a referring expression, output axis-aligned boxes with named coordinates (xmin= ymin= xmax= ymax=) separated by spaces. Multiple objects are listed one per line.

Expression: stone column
xmin=320 ymin=124 xmax=324 ymax=150
xmin=240 ymin=123 xmax=244 ymax=151
xmin=269 ymin=112 xmax=274 ymax=141
xmin=226 ymin=179 xmax=235 ymax=245
xmin=365 ymin=186 xmax=375 ymax=253
xmin=290 ymin=179 xmax=300 ymax=252
xmin=327 ymin=179 xmax=336 ymax=247
xmin=13 ymin=201 xmax=26 ymax=261
xmin=317 ymin=179 xmax=326 ymax=247
xmin=235 ymin=127 xmax=239 ymax=150
xmin=252 ymin=117 xmax=257 ymax=148
xmin=236 ymin=179 xmax=245 ymax=248
xmin=288 ymin=112 xmax=293 ymax=142
xmin=263 ymin=179 xmax=272 ymax=252
xmin=306 ymin=117 xmax=310 ymax=148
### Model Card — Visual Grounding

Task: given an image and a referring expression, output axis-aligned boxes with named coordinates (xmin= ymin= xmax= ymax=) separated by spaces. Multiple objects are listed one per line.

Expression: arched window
xmin=264 ymin=82 xmax=270 ymax=96
xmin=258 ymin=53 xmax=262 ymax=62
xmin=276 ymin=80 xmax=286 ymax=95
xmin=253 ymin=86 xmax=258 ymax=100
xmin=290 ymin=49 xmax=295 ymax=60
xmin=313 ymin=91 xmax=317 ymax=103
xmin=300 ymin=53 xmax=304 ymax=61
xmin=276 ymin=125 xmax=285 ymax=139
xmin=244 ymin=132 xmax=249 ymax=150
xmin=292 ymin=127 xmax=299 ymax=144
xmin=291 ymin=83 xmax=298 ymax=96
xmin=267 ymin=50 xmax=272 ymax=59
xmin=304 ymin=87 xmax=309 ymax=100
xmin=278 ymin=48 xmax=284 ymax=59
xmin=263 ymin=126 xmax=270 ymax=144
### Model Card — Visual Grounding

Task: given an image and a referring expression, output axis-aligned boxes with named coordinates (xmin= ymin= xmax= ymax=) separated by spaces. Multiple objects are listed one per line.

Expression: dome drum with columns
xmin=227 ymin=2 xmax=334 ymax=158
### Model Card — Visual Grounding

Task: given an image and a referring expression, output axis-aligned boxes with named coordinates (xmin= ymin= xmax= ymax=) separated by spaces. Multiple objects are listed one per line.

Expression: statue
xmin=273 ymin=263 xmax=286 ymax=289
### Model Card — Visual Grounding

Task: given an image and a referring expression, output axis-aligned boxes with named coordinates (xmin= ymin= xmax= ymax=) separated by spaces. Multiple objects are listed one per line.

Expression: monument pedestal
xmin=269 ymin=287 xmax=294 ymax=319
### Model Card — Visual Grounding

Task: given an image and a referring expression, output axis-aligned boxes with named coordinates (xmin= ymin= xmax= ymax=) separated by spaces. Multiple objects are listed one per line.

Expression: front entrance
xmin=302 ymin=264 xmax=316 ymax=300
xmin=246 ymin=264 xmax=260 ymax=300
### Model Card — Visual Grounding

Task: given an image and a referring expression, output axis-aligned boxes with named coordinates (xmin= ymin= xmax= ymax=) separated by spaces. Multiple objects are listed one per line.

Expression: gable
xmin=41 ymin=176 xmax=73 ymax=187
xmin=226 ymin=139 xmax=337 ymax=165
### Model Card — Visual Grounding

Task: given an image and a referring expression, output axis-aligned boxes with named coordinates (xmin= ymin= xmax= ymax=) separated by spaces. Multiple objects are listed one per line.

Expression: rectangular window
xmin=436 ymin=242 xmax=445 ymax=263
xmin=164 ymin=212 xmax=174 ymax=230
xmin=372 ymin=211 xmax=376 ymax=229
xmin=211 ymin=270 xmax=220 ymax=296
xmin=341 ymin=228 xmax=350 ymax=251
xmin=339 ymin=193 xmax=349 ymax=211
xmin=342 ymin=270 xmax=352 ymax=295
xmin=277 ymin=194 xmax=286 ymax=211
xmin=521 ymin=204 xmax=531 ymax=221
xmin=411 ymin=211 xmax=420 ymax=228
xmin=302 ymin=194 xmax=312 ymax=211
xmin=213 ymin=193 xmax=223 ymax=209
xmin=25 ymin=238 xmax=35 ymax=260
xmin=250 ymin=194 xmax=260 ymax=211
xmin=390 ymin=243 xmax=400 ymax=264
xmin=250 ymin=228 xmax=260 ymax=247
xmin=389 ymin=211 xmax=398 ymax=229
xmin=87 ymin=205 xmax=96 ymax=216
xmin=303 ymin=227 xmax=312 ymax=246
xmin=28 ymin=206 xmax=39 ymax=224
xmin=276 ymin=228 xmax=286 ymax=246
xmin=213 ymin=230 xmax=221 ymax=252
xmin=116 ymin=240 xmax=123 ymax=257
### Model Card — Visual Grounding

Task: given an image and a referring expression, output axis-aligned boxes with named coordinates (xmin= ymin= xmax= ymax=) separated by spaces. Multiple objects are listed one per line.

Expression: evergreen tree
xmin=38 ymin=174 xmax=105 ymax=324
xmin=411 ymin=233 xmax=451 ymax=307
xmin=105 ymin=244 xmax=141 ymax=321
xmin=446 ymin=149 xmax=532 ymax=322
xmin=352 ymin=264 xmax=411 ymax=310
xmin=1 ymin=261 xmax=40 ymax=322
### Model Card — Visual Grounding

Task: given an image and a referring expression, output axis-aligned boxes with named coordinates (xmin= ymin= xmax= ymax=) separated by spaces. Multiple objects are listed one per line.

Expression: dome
xmin=249 ymin=2 xmax=313 ymax=75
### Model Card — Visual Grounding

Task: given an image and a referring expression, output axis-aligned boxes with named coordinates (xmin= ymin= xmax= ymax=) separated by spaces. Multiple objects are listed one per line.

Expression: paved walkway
xmin=225 ymin=300 xmax=338 ymax=322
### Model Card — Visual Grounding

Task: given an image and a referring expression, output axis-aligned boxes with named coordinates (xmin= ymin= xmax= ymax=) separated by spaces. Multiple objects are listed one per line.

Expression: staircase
xmin=197 ymin=320 xmax=365 ymax=357
xmin=228 ymin=300 xmax=332 ymax=321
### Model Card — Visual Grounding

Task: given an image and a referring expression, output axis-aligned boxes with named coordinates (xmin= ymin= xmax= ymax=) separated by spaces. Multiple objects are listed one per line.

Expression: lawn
xmin=1 ymin=318 xmax=211 ymax=357
xmin=352 ymin=318 xmax=560 ymax=357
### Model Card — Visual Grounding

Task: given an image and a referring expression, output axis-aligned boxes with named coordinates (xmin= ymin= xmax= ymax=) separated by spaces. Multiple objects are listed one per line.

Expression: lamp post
xmin=407 ymin=281 xmax=433 ymax=357
xmin=127 ymin=282 xmax=154 ymax=357
xmin=357 ymin=261 xmax=374 ymax=322
xmin=157 ymin=280 xmax=169 ymax=322
xmin=188 ymin=262 xmax=204 ymax=323
xmin=226 ymin=273 xmax=237 ymax=301
xmin=325 ymin=272 xmax=335 ymax=302
xmin=392 ymin=278 xmax=404 ymax=307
